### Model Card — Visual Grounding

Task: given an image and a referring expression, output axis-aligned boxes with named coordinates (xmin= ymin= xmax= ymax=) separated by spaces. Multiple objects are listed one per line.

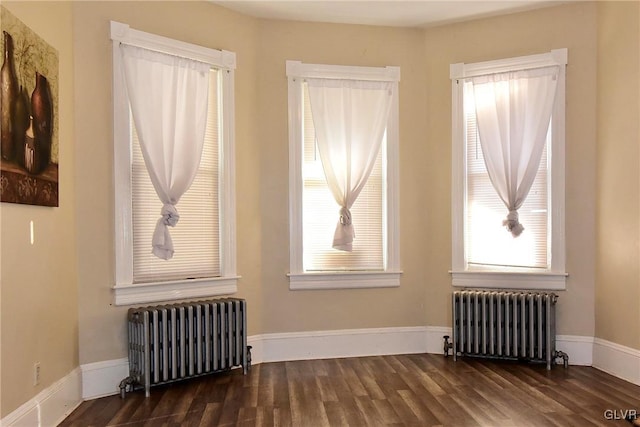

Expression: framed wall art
xmin=1 ymin=6 xmax=59 ymax=207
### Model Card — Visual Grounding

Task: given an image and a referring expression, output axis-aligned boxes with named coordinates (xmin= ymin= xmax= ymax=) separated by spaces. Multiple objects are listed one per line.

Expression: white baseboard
xmin=1 ymin=367 xmax=82 ymax=427
xmin=249 ymin=326 xmax=429 ymax=364
xmin=82 ymin=326 xmax=431 ymax=400
xmin=427 ymin=329 xmax=594 ymax=366
xmin=78 ymin=327 xmax=637 ymax=404
xmin=4 ymin=329 xmax=632 ymax=427
xmin=81 ymin=358 xmax=129 ymax=400
xmin=593 ymin=338 xmax=640 ymax=386
xmin=425 ymin=326 xmax=452 ymax=354
xmin=557 ymin=334 xmax=594 ymax=366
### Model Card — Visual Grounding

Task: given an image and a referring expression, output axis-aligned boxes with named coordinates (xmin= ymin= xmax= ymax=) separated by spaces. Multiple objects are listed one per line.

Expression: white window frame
xmin=111 ymin=21 xmax=238 ymax=305
xmin=286 ymin=61 xmax=402 ymax=290
xmin=450 ymin=49 xmax=568 ymax=290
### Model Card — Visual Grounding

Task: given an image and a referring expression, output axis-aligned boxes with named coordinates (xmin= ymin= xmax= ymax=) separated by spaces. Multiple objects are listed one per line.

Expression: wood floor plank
xmin=323 ymin=375 xmax=354 ymax=403
xmin=335 ymin=358 xmax=369 ymax=397
xmin=385 ymin=390 xmax=421 ymax=424
xmin=448 ymin=392 xmax=497 ymax=427
xmin=397 ymin=389 xmax=442 ymax=424
xmin=60 ymin=354 xmax=640 ymax=427
xmin=196 ymin=402 xmax=222 ymax=427
xmin=431 ymin=394 xmax=481 ymax=427
xmin=410 ymin=382 xmax=463 ymax=425
xmin=371 ymin=398 xmax=403 ymax=425
xmin=333 ymin=396 xmax=370 ymax=426
xmin=322 ymin=401 xmax=350 ymax=426
xmin=287 ymin=371 xmax=331 ymax=426
xmin=315 ymin=375 xmax=339 ymax=402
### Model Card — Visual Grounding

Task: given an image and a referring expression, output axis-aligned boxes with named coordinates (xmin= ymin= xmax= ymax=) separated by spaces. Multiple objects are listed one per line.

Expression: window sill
xmin=450 ymin=270 xmax=567 ymax=290
xmin=288 ymin=271 xmax=402 ymax=290
xmin=113 ymin=276 xmax=240 ymax=306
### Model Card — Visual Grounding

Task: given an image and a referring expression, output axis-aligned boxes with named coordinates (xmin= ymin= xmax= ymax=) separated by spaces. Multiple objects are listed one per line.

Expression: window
xmin=111 ymin=21 xmax=238 ymax=305
xmin=287 ymin=61 xmax=401 ymax=290
xmin=450 ymin=49 xmax=567 ymax=289
xmin=302 ymin=84 xmax=385 ymax=271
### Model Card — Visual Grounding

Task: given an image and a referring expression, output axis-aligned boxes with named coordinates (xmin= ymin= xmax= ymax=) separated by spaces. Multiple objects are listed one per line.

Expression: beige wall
xmin=0 ymin=1 xmax=77 ymax=417
xmin=255 ymin=20 xmax=430 ymax=333
xmin=595 ymin=1 xmax=640 ymax=349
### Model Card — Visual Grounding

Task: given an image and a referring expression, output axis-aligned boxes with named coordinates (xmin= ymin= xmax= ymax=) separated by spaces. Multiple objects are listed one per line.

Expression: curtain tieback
xmin=161 ymin=203 xmax=180 ymax=226
xmin=333 ymin=206 xmax=354 ymax=252
xmin=503 ymin=209 xmax=525 ymax=238
xmin=152 ymin=203 xmax=180 ymax=260
xmin=339 ymin=206 xmax=352 ymax=226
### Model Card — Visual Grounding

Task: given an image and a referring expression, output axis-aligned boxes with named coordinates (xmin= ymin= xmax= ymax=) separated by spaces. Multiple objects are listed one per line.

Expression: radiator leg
xmin=553 ymin=350 xmax=569 ymax=369
xmin=443 ymin=335 xmax=453 ymax=357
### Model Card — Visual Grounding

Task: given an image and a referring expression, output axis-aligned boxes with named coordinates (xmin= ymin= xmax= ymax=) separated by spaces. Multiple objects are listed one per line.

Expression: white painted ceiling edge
xmin=212 ymin=0 xmax=570 ymax=28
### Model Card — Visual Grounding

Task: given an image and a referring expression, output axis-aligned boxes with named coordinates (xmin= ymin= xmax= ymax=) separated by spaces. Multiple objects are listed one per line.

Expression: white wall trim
xmin=110 ymin=21 xmax=236 ymax=69
xmin=288 ymin=271 xmax=402 ymax=290
xmin=556 ymin=334 xmax=594 ymax=366
xmin=427 ymin=329 xmax=594 ymax=366
xmin=81 ymin=358 xmax=129 ymax=400
xmin=450 ymin=271 xmax=567 ymax=290
xmin=249 ymin=326 xmax=428 ymax=364
xmin=425 ymin=326 xmax=453 ymax=354
xmin=1 ymin=367 xmax=82 ymax=427
xmin=81 ymin=326 xmax=431 ymax=400
xmin=286 ymin=60 xmax=401 ymax=285
xmin=78 ymin=328 xmax=638 ymax=403
xmin=593 ymin=338 xmax=640 ymax=386
xmin=286 ymin=60 xmax=400 ymax=82
xmin=450 ymin=48 xmax=568 ymax=79
xmin=113 ymin=278 xmax=239 ymax=306
xmin=110 ymin=21 xmax=238 ymax=307
xmin=450 ymin=48 xmax=567 ymax=287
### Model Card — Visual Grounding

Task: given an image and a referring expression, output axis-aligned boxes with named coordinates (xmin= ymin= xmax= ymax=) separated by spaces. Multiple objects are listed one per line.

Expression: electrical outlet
xmin=34 ymin=362 xmax=41 ymax=386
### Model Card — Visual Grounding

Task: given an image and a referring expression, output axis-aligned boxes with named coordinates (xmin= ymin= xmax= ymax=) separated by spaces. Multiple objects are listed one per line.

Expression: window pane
xmin=132 ymin=70 xmax=220 ymax=282
xmin=302 ymin=84 xmax=384 ymax=271
xmin=464 ymin=81 xmax=549 ymax=269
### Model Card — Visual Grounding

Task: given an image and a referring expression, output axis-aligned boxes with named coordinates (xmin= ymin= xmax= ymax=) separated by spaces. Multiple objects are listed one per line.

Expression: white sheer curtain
xmin=121 ymin=44 xmax=210 ymax=259
xmin=306 ymin=78 xmax=393 ymax=251
xmin=470 ymin=66 xmax=559 ymax=237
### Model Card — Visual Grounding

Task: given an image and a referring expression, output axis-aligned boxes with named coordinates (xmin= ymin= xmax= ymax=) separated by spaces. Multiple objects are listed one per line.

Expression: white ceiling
xmin=213 ymin=0 xmax=566 ymax=28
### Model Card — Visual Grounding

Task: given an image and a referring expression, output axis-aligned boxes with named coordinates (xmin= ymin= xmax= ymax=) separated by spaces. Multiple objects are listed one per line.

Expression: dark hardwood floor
xmin=61 ymin=353 xmax=640 ymax=426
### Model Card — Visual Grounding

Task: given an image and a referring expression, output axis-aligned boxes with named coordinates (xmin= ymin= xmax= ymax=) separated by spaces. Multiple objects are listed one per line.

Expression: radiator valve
xmin=553 ymin=350 xmax=569 ymax=369
xmin=443 ymin=335 xmax=453 ymax=357
xmin=119 ymin=376 xmax=135 ymax=399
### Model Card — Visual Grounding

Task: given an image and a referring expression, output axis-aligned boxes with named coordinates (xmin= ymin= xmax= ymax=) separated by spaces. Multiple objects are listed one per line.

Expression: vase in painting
xmin=13 ymin=86 xmax=30 ymax=169
xmin=30 ymin=71 xmax=53 ymax=174
xmin=1 ymin=31 xmax=18 ymax=161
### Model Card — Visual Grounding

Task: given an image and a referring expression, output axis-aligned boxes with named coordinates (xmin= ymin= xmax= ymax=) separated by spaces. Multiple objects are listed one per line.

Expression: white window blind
xmin=464 ymin=80 xmax=550 ymax=270
xmin=132 ymin=69 xmax=220 ymax=283
xmin=301 ymin=84 xmax=385 ymax=271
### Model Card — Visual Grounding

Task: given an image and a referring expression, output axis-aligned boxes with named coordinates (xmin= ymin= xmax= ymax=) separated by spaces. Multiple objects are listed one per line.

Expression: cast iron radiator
xmin=444 ymin=290 xmax=568 ymax=370
xmin=120 ymin=298 xmax=251 ymax=397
